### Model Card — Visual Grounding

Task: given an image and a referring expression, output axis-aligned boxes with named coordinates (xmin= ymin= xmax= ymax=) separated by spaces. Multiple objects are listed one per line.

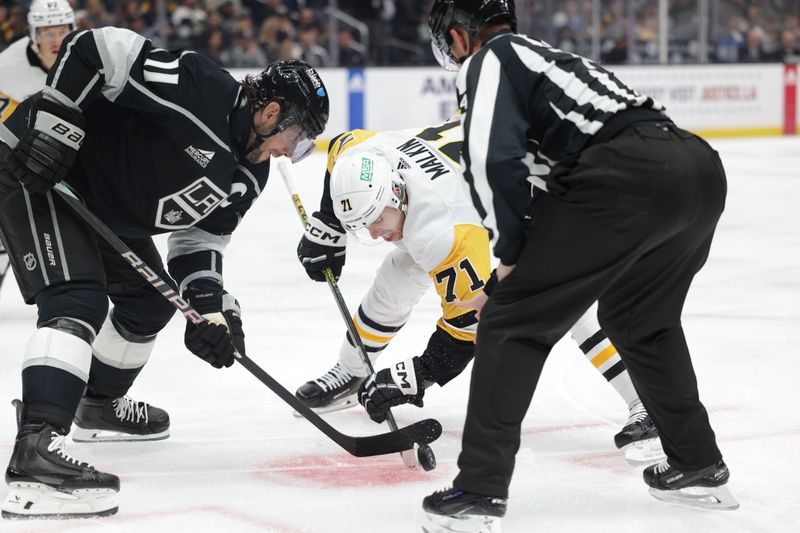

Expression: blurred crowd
xmin=1 ymin=0 xmax=798 ymax=67
xmin=527 ymin=0 xmax=800 ymax=64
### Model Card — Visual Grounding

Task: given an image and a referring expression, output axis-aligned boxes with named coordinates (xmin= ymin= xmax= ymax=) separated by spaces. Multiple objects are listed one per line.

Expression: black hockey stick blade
xmin=235 ymin=352 xmax=442 ymax=457
xmin=350 ymin=418 xmax=442 ymax=457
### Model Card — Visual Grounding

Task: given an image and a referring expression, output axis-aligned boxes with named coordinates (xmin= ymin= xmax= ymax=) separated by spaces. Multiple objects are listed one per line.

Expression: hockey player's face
xmin=36 ymin=25 xmax=71 ymax=69
xmin=247 ymin=105 xmax=310 ymax=163
xmin=366 ymin=207 xmax=405 ymax=242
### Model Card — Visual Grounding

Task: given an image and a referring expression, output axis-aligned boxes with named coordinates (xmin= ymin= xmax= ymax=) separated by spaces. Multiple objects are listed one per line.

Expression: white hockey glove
xmin=297 ymin=211 xmax=347 ymax=281
xmin=358 ymin=357 xmax=426 ymax=424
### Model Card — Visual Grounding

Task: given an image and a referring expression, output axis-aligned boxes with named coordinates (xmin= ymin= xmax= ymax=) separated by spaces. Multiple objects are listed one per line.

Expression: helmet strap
xmin=240 ymin=103 xmax=284 ymax=159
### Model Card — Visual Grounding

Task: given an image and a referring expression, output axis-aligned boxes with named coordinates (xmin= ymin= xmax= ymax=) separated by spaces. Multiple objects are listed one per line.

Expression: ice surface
xmin=1 ymin=137 xmax=798 ymax=532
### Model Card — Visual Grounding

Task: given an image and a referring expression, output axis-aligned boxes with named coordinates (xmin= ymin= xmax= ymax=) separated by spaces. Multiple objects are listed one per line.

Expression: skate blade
xmin=420 ymin=511 xmax=501 ymax=533
xmin=649 ymin=484 xmax=740 ymax=511
xmin=2 ymin=482 xmax=118 ymax=520
xmin=72 ymin=427 xmax=170 ymax=443
xmin=292 ymin=393 xmax=358 ymax=418
xmin=623 ymin=437 xmax=666 ymax=466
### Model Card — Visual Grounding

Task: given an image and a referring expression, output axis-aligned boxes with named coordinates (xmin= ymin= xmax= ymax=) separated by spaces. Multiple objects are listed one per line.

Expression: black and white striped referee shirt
xmin=456 ymin=29 xmax=666 ymax=264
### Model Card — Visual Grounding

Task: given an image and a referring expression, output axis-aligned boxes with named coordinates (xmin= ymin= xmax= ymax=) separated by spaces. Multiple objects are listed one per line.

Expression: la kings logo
xmin=185 ymin=146 xmax=215 ymax=168
xmin=155 ymin=177 xmax=227 ymax=230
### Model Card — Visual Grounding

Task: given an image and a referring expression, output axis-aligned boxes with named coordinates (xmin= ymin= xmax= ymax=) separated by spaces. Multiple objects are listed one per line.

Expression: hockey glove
xmin=9 ymin=98 xmax=85 ymax=194
xmin=358 ymin=357 xmax=426 ymax=424
xmin=183 ymin=281 xmax=244 ymax=369
xmin=297 ymin=211 xmax=347 ymax=281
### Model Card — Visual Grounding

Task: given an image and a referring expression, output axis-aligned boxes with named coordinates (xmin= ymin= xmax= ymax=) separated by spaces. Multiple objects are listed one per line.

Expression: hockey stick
xmin=0 ymin=122 xmax=441 ymax=457
xmin=277 ymin=160 xmax=437 ymax=471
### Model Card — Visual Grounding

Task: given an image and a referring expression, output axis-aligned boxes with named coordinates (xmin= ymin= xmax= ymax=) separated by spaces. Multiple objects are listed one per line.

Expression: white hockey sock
xmin=92 ymin=318 xmax=156 ymax=370
xmin=23 ymin=326 xmax=93 ymax=382
xmin=570 ymin=304 xmax=640 ymax=407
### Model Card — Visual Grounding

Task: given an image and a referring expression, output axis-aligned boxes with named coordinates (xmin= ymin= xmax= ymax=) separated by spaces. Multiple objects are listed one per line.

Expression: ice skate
xmin=615 ymin=401 xmax=665 ymax=466
xmin=644 ymin=459 xmax=739 ymax=510
xmin=2 ymin=408 xmax=119 ymax=519
xmin=73 ymin=394 xmax=170 ymax=442
xmin=420 ymin=487 xmax=505 ymax=533
xmin=294 ymin=362 xmax=365 ymax=416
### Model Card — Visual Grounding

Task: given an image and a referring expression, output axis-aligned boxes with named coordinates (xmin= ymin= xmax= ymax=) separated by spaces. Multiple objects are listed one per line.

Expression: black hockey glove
xmin=358 ymin=357 xmax=427 ymax=424
xmin=297 ymin=211 xmax=347 ymax=282
xmin=9 ymin=98 xmax=85 ymax=194
xmin=183 ymin=281 xmax=244 ymax=369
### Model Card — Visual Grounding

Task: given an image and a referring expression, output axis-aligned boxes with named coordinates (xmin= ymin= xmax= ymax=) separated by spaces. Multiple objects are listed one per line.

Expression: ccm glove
xmin=297 ymin=211 xmax=347 ymax=281
xmin=358 ymin=357 xmax=427 ymax=424
xmin=183 ymin=281 xmax=244 ymax=369
xmin=9 ymin=98 xmax=85 ymax=194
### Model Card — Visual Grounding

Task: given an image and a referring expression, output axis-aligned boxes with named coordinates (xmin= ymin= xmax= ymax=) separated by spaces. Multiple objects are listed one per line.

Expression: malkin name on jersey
xmin=185 ymin=145 xmax=215 ymax=168
xmin=395 ymin=138 xmax=450 ymax=180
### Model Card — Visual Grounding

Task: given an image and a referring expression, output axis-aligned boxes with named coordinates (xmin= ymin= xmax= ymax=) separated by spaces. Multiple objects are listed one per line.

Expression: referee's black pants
xmin=453 ymin=123 xmax=728 ymax=498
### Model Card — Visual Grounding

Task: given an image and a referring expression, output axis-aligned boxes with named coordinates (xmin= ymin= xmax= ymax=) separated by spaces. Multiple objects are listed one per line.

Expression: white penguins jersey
xmin=325 ymin=118 xmax=491 ymax=341
xmin=0 ymin=38 xmax=47 ymax=122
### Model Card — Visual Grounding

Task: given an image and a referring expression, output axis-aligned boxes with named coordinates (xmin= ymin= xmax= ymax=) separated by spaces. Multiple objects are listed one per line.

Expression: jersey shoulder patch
xmin=326 ymin=129 xmax=378 ymax=173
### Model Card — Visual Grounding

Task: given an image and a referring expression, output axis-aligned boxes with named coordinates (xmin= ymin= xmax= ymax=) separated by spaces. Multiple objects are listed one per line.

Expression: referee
xmin=421 ymin=0 xmax=738 ymax=528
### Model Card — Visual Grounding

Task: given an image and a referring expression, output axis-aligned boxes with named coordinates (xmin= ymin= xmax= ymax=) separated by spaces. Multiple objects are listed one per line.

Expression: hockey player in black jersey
xmin=0 ymin=26 xmax=328 ymax=519
xmin=422 ymin=0 xmax=737 ymax=530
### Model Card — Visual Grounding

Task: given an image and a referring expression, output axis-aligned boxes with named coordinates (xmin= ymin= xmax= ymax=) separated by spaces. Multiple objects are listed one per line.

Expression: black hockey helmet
xmin=429 ymin=0 xmax=516 ymax=70
xmin=246 ymin=59 xmax=329 ymax=140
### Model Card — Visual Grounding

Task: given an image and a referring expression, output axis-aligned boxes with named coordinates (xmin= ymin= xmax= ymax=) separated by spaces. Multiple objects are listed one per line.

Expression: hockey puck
xmin=417 ymin=444 xmax=437 ymax=471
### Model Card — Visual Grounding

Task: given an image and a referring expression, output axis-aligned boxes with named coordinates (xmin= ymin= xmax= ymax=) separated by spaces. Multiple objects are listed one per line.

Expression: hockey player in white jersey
xmin=295 ymin=118 xmax=662 ymax=462
xmin=0 ymin=0 xmax=75 ymax=299
xmin=0 ymin=0 xmax=74 ymax=121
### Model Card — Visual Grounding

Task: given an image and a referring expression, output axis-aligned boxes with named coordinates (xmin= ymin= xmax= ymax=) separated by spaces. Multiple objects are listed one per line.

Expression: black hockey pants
xmin=453 ymin=123 xmax=728 ymax=498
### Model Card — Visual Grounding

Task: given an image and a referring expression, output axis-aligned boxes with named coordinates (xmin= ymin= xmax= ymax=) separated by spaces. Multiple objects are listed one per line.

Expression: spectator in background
xmin=337 ymin=27 xmax=365 ymax=67
xmin=225 ymin=23 xmax=268 ymax=68
xmin=392 ymin=0 xmax=427 ymax=45
xmin=244 ymin=0 xmax=291 ymax=33
xmin=196 ymin=10 xmax=231 ymax=51
xmin=602 ymin=34 xmax=629 ymax=64
xmin=199 ymin=27 xmax=225 ymax=64
xmin=259 ymin=13 xmax=296 ymax=62
xmin=84 ymin=0 xmax=113 ymax=28
xmin=128 ymin=15 xmax=164 ymax=48
xmin=171 ymin=0 xmax=207 ymax=49
xmin=297 ymin=22 xmax=329 ymax=67
xmin=739 ymin=26 xmax=768 ymax=62
xmin=339 ymin=0 xmax=386 ymax=63
xmin=216 ymin=0 xmax=238 ymax=37
xmin=1 ymin=4 xmax=27 ymax=47
xmin=769 ymin=30 xmax=799 ymax=62
xmin=714 ymin=15 xmax=745 ymax=63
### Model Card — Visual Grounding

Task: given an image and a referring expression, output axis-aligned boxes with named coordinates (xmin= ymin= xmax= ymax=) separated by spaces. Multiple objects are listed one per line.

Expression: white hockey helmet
xmin=331 ymin=151 xmax=406 ymax=232
xmin=28 ymin=0 xmax=76 ymax=51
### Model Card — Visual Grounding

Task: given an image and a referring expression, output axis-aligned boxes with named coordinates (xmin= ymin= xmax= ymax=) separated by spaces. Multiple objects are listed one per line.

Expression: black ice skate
xmin=644 ymin=459 xmax=739 ymax=510
xmin=420 ymin=487 xmax=505 ymax=533
xmin=615 ymin=401 xmax=665 ymax=466
xmin=294 ymin=362 xmax=365 ymax=416
xmin=2 ymin=411 xmax=119 ymax=519
xmin=73 ymin=395 xmax=170 ymax=442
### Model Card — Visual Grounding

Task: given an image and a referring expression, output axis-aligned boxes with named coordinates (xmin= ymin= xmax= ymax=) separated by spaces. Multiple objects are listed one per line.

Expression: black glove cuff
xmin=312 ymin=210 xmax=344 ymax=232
xmin=183 ymin=279 xmax=223 ymax=315
xmin=36 ymin=98 xmax=86 ymax=129
xmin=483 ymin=269 xmax=499 ymax=296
